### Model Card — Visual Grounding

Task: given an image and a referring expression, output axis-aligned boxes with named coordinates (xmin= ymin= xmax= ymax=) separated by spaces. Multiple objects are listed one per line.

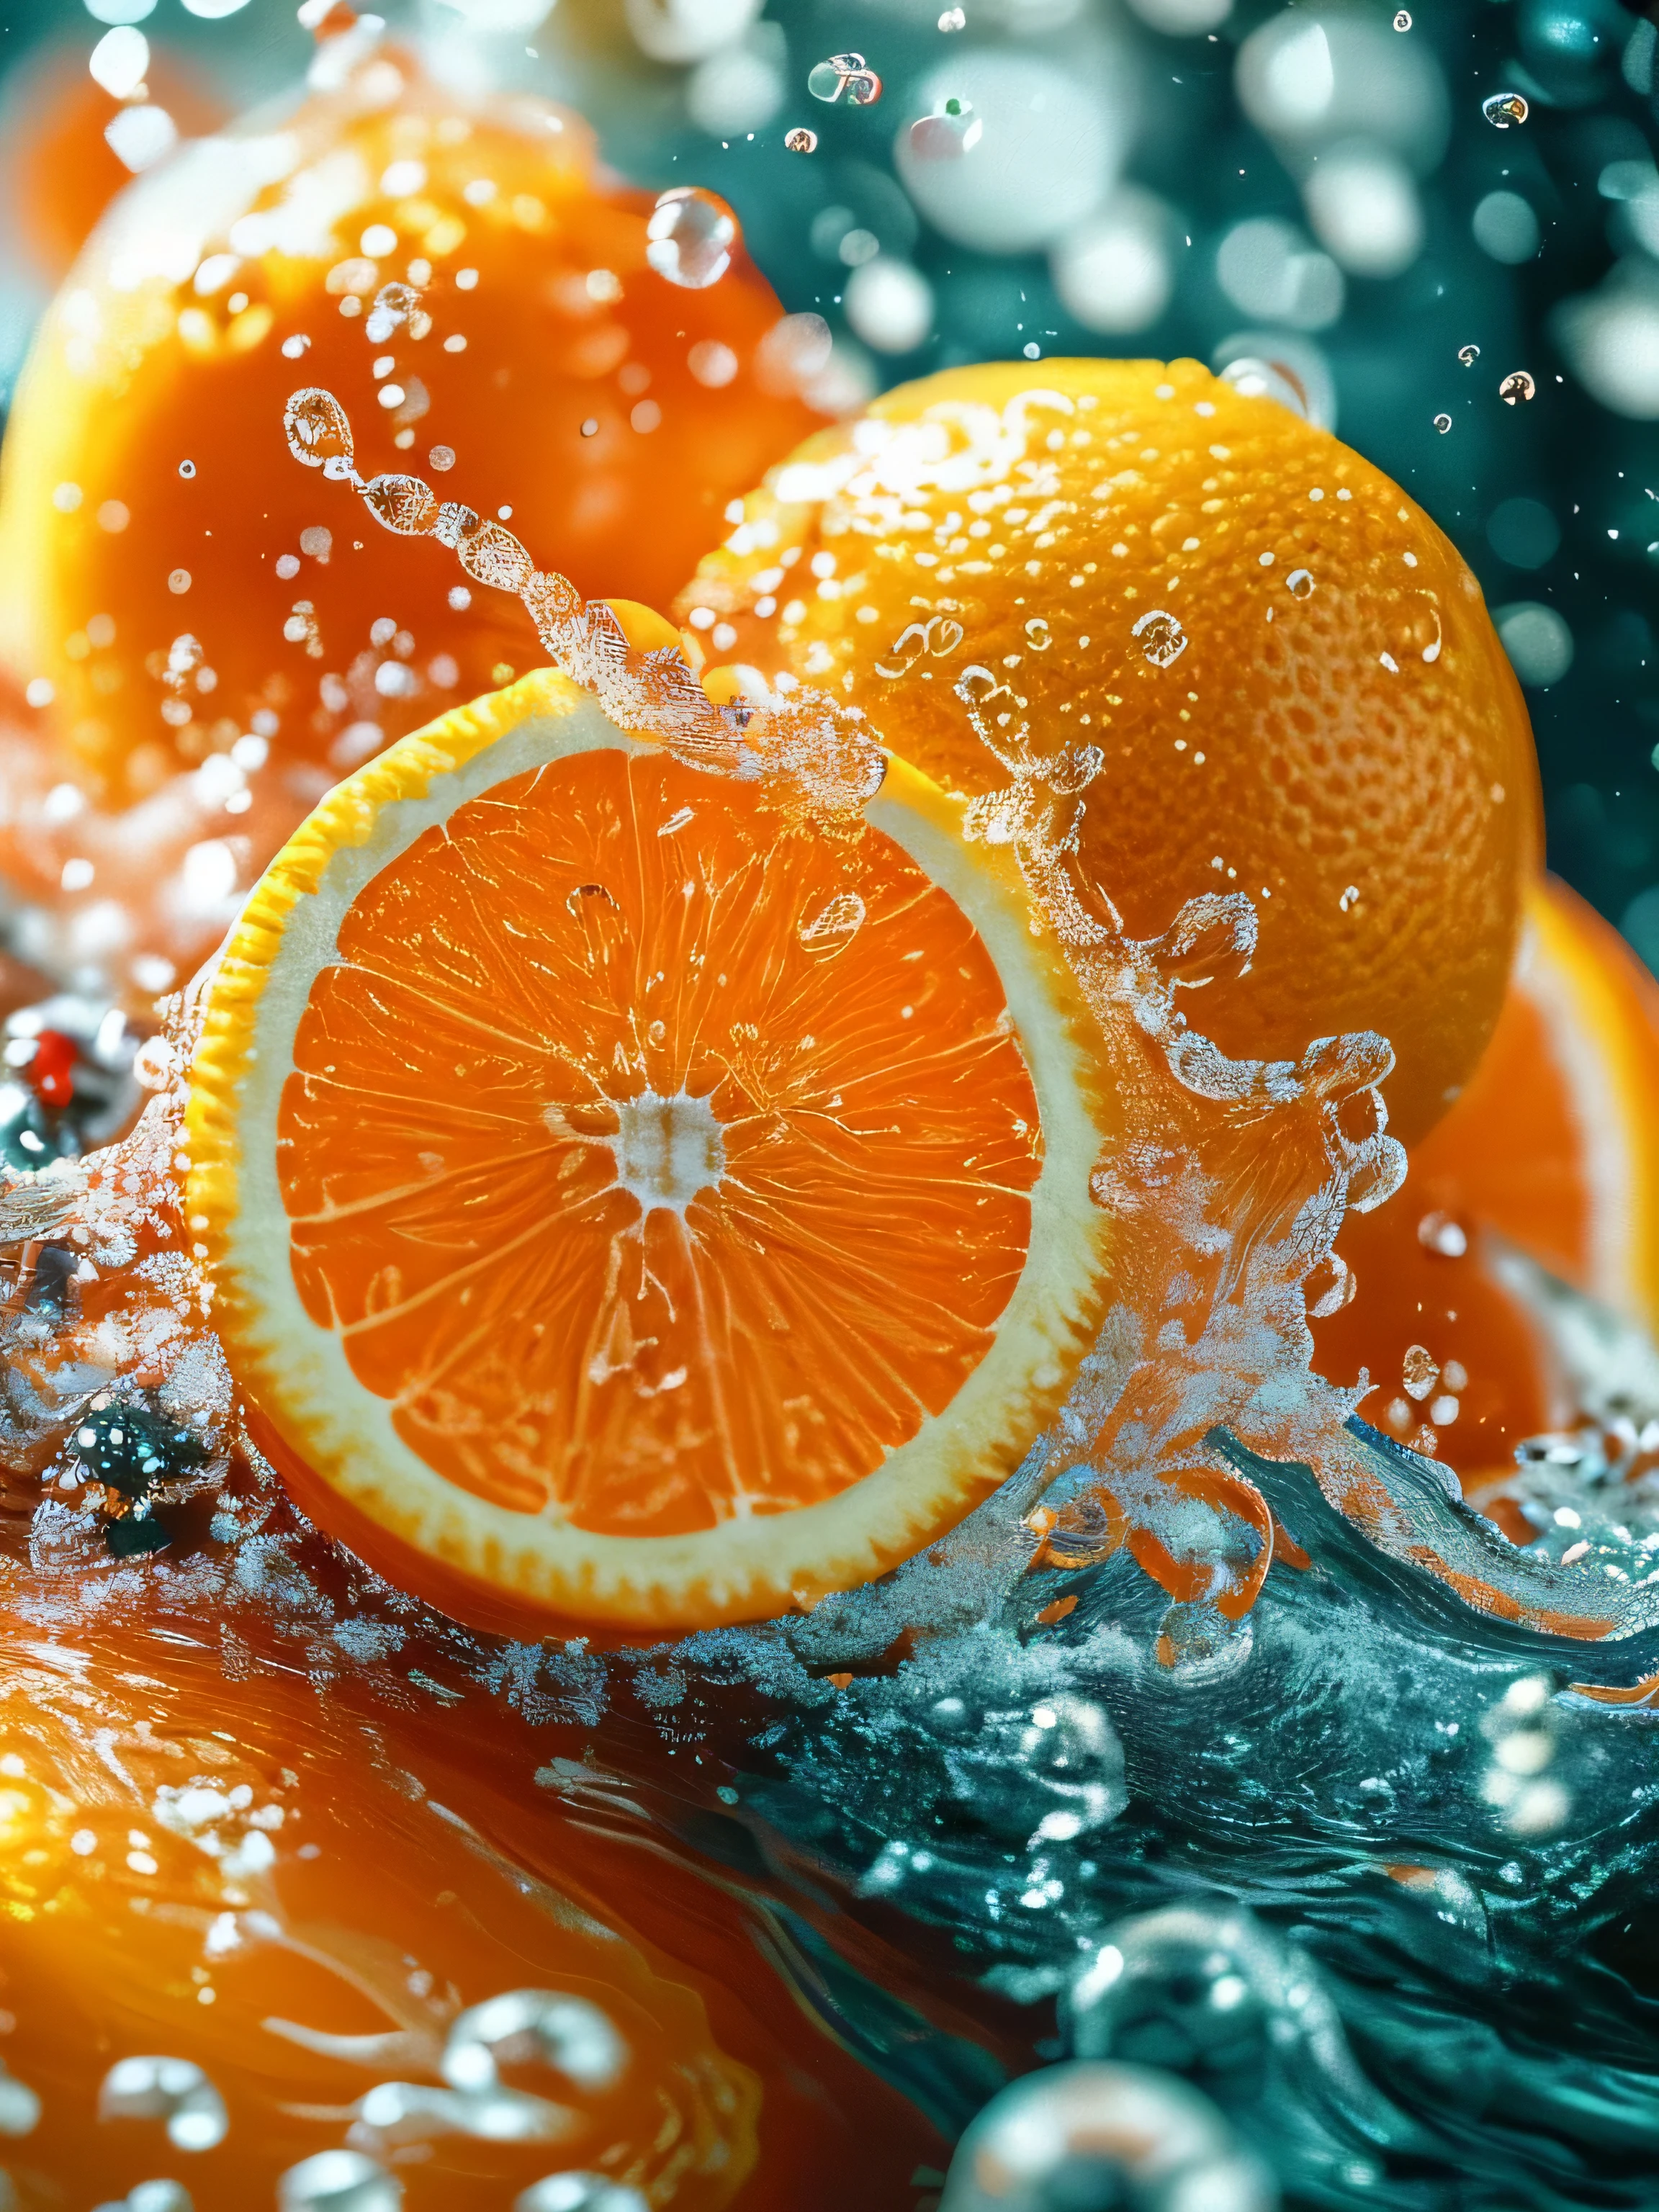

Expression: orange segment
xmin=189 ymin=670 xmax=1115 ymax=1634
xmin=676 ymin=356 xmax=1542 ymax=1143
xmin=1411 ymin=874 xmax=1659 ymax=1333
xmin=1311 ymin=875 xmax=1659 ymax=1498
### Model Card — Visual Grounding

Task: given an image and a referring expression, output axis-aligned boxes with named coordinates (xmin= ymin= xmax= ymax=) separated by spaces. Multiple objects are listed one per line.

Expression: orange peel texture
xmin=676 ymin=356 xmax=1542 ymax=1145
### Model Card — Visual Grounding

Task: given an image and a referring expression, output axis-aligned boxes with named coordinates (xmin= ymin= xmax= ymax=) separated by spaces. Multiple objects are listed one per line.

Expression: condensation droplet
xmin=1434 ymin=413 xmax=1452 ymax=433
xmin=364 ymin=474 xmax=439 ymax=536
xmin=1457 ymin=343 xmax=1480 ymax=367
xmin=1483 ymin=91 xmax=1529 ymax=129
xmin=809 ymin=51 xmax=882 ymax=106
xmin=284 ymin=387 xmax=354 ymax=473
xmin=1499 ymin=369 xmax=1536 ymax=405
xmin=797 ymin=891 xmax=867 ymax=956
xmin=1131 ymin=608 xmax=1187 ymax=669
xmin=1025 ymin=616 xmax=1052 ymax=649
xmin=1402 ymin=1344 xmax=1439 ymax=1401
xmin=784 ymin=127 xmax=818 ymax=154
xmin=1286 ymin=568 xmax=1315 ymax=599
xmin=909 ymin=99 xmax=983 ymax=161
xmin=645 ymin=188 xmax=737 ymax=290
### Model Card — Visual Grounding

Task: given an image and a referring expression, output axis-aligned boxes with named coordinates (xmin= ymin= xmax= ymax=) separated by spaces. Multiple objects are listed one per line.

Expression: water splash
xmin=1483 ymin=91 xmax=1530 ymax=128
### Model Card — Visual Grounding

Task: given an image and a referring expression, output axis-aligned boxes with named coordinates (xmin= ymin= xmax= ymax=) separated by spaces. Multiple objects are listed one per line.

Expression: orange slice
xmin=187 ymin=670 xmax=1115 ymax=1635
xmin=1413 ymin=873 xmax=1659 ymax=1334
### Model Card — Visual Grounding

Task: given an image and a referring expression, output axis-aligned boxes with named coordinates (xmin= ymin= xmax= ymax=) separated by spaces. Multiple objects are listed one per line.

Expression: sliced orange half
xmin=187 ymin=670 xmax=1114 ymax=1635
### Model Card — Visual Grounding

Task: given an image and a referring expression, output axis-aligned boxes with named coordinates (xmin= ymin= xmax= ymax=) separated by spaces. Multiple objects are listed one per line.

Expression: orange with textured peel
xmin=0 ymin=50 xmax=824 ymax=810
xmin=1315 ymin=876 xmax=1659 ymax=1501
xmin=186 ymin=670 xmax=1116 ymax=1635
xmin=677 ymin=357 xmax=1541 ymax=1144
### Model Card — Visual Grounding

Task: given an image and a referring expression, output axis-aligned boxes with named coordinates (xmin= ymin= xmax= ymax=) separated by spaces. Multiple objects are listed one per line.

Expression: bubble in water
xmin=1285 ymin=568 xmax=1315 ymax=599
xmin=1434 ymin=413 xmax=1452 ymax=433
xmin=1483 ymin=91 xmax=1529 ymax=128
xmin=278 ymin=2149 xmax=402 ymax=2212
xmin=428 ymin=444 xmax=456 ymax=472
xmin=98 ymin=2057 xmax=228 ymax=2152
xmin=1499 ymin=369 xmax=1536 ymax=405
xmin=177 ymin=459 xmax=196 ymax=480
xmin=808 ymin=51 xmax=883 ymax=106
xmin=784 ymin=127 xmax=818 ymax=153
xmin=284 ymin=387 xmax=354 ymax=474
xmin=515 ymin=2177 xmax=647 ymax=2212
xmin=364 ymin=474 xmax=439 ymax=535
xmin=442 ymin=1990 xmax=626 ymax=2095
xmin=939 ymin=3 xmax=966 ymax=24
xmin=1218 ymin=355 xmax=1312 ymax=423
xmin=1025 ymin=616 xmax=1052 ymax=649
xmin=1132 ymin=608 xmax=1188 ymax=669
xmin=1393 ymin=8 xmax=1411 ymax=26
xmin=797 ymin=891 xmax=867 ymax=956
xmin=1458 ymin=343 xmax=1480 ymax=367
xmin=644 ymin=187 xmax=737 ymax=290
xmin=1402 ymin=1344 xmax=1439 ymax=1401
xmin=365 ymin=281 xmax=430 ymax=346
xmin=908 ymin=98 xmax=983 ymax=161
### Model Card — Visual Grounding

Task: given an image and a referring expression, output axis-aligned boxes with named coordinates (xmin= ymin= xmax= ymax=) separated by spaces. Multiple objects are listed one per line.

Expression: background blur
xmin=1 ymin=0 xmax=1658 ymax=959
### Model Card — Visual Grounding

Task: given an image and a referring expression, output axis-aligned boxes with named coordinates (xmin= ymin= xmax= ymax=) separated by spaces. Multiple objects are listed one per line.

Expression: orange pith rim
xmin=187 ymin=670 xmax=1117 ymax=1634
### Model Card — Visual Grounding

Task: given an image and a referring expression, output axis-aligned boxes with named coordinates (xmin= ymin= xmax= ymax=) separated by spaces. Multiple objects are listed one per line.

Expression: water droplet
xmin=908 ymin=98 xmax=982 ymax=160
xmin=363 ymin=474 xmax=438 ymax=536
xmin=1434 ymin=413 xmax=1452 ymax=434
xmin=809 ymin=51 xmax=882 ymax=105
xmin=1286 ymin=568 xmax=1315 ymax=599
xmin=278 ymin=2149 xmax=402 ymax=2212
xmin=1499 ymin=369 xmax=1536 ymax=405
xmin=1457 ymin=343 xmax=1480 ymax=367
xmin=1483 ymin=91 xmax=1529 ymax=128
xmin=365 ymin=280 xmax=429 ymax=346
xmin=580 ymin=417 xmax=599 ymax=438
xmin=645 ymin=187 xmax=737 ymax=290
xmin=1402 ymin=1344 xmax=1439 ymax=1401
xmin=284 ymin=387 xmax=354 ymax=472
xmin=1025 ymin=616 xmax=1052 ymax=649
xmin=167 ymin=568 xmax=191 ymax=595
xmin=99 ymin=2056 xmax=228 ymax=2152
xmin=1417 ymin=1209 xmax=1468 ymax=1257
xmin=1393 ymin=8 xmax=1411 ymax=27
xmin=939 ymin=4 xmax=966 ymax=24
xmin=798 ymin=891 xmax=867 ymax=956
xmin=177 ymin=459 xmax=196 ymax=480
xmin=784 ymin=127 xmax=818 ymax=153
xmin=1218 ymin=355 xmax=1312 ymax=422
xmin=1131 ymin=608 xmax=1187 ymax=669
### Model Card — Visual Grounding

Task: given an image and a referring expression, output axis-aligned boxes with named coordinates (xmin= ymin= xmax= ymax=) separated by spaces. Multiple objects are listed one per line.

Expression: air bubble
xmin=809 ymin=52 xmax=882 ymax=106
xmin=99 ymin=2056 xmax=228 ymax=2152
xmin=939 ymin=4 xmax=966 ymax=24
xmin=1132 ymin=608 xmax=1188 ymax=669
xmin=1483 ymin=91 xmax=1529 ymax=128
xmin=645 ymin=187 xmax=738 ymax=290
xmin=1499 ymin=369 xmax=1536 ymax=405
xmin=366 ymin=281 xmax=428 ymax=346
xmin=908 ymin=98 xmax=982 ymax=161
xmin=364 ymin=474 xmax=439 ymax=536
xmin=178 ymin=459 xmax=196 ymax=480
xmin=1025 ymin=616 xmax=1052 ymax=649
xmin=1457 ymin=343 xmax=1480 ymax=367
xmin=784 ymin=127 xmax=818 ymax=154
xmin=797 ymin=891 xmax=867 ymax=956
xmin=1402 ymin=1344 xmax=1439 ymax=1402
xmin=277 ymin=2149 xmax=402 ymax=2212
xmin=1393 ymin=8 xmax=1411 ymax=26
xmin=284 ymin=387 xmax=354 ymax=473
xmin=1286 ymin=569 xmax=1314 ymax=599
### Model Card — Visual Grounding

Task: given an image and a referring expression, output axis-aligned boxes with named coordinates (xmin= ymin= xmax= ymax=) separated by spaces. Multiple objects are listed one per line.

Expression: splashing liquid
xmin=4 ymin=367 xmax=1658 ymax=2206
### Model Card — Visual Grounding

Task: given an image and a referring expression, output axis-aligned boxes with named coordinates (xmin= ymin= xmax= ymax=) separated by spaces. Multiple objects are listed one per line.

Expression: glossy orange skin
xmin=0 ymin=55 xmax=824 ymax=809
xmin=678 ymin=358 xmax=1542 ymax=1144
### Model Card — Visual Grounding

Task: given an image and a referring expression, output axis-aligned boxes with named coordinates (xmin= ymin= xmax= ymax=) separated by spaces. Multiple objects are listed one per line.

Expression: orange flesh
xmin=279 ymin=747 xmax=1044 ymax=1535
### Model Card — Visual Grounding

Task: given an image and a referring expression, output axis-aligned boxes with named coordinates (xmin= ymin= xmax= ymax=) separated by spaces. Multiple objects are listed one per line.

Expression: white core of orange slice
xmin=187 ymin=669 xmax=1116 ymax=1635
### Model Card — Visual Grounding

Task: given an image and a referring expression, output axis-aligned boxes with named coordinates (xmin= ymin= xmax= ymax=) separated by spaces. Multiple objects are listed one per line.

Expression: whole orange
xmin=677 ymin=357 xmax=1541 ymax=1143
xmin=0 ymin=43 xmax=826 ymax=809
